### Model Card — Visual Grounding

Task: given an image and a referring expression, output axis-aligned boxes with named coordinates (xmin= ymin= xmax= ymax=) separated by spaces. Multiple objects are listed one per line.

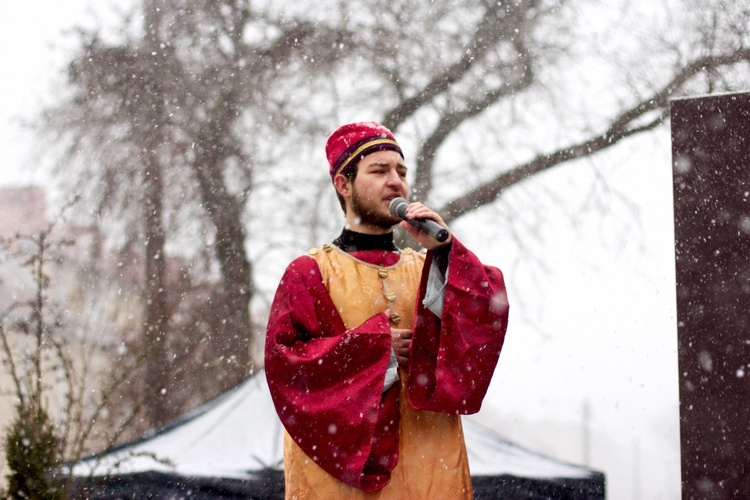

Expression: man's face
xmin=349 ymin=150 xmax=408 ymax=229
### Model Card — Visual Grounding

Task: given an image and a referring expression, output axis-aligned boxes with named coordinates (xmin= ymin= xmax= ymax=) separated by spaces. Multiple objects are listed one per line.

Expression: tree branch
xmin=440 ymin=48 xmax=750 ymax=222
xmin=412 ymin=40 xmax=535 ymax=200
xmin=382 ymin=2 xmax=532 ymax=130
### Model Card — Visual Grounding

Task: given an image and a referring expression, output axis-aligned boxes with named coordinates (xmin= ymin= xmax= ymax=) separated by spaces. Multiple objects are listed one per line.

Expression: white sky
xmin=0 ymin=2 xmax=100 ymax=187
xmin=0 ymin=2 xmax=682 ymax=499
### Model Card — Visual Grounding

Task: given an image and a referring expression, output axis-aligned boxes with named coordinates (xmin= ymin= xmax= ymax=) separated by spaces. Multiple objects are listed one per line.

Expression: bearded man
xmin=264 ymin=121 xmax=509 ymax=499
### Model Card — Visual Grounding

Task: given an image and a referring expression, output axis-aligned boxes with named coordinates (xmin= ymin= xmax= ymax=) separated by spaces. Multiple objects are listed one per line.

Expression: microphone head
xmin=389 ymin=197 xmax=408 ymax=218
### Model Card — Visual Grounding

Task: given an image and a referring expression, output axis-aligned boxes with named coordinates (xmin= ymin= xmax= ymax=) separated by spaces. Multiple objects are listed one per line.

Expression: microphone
xmin=389 ymin=197 xmax=450 ymax=243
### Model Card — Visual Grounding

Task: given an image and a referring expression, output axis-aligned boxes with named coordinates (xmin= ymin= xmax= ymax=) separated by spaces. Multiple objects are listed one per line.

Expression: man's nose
xmin=385 ymin=169 xmax=402 ymax=186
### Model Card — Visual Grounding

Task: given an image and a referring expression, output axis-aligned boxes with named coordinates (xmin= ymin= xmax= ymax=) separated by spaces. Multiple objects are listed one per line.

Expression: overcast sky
xmin=0 ymin=2 xmax=97 ymax=187
xmin=0 ymin=2 xmax=682 ymax=499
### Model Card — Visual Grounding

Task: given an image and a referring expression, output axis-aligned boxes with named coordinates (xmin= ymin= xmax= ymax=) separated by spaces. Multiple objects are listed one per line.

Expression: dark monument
xmin=671 ymin=91 xmax=750 ymax=498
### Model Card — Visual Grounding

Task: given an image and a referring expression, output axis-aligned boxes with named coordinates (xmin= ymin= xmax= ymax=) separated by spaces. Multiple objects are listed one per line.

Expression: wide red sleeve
xmin=407 ymin=237 xmax=509 ymax=414
xmin=264 ymin=255 xmax=400 ymax=492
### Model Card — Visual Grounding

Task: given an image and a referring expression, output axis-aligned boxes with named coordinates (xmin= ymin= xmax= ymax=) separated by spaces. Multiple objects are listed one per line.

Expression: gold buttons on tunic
xmin=322 ymin=244 xmax=332 ymax=252
xmin=379 ymin=266 xmax=399 ymax=323
xmin=308 ymin=247 xmax=319 ymax=255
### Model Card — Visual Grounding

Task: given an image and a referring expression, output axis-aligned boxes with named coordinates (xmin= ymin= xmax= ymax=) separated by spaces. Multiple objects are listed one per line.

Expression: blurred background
xmin=1 ymin=1 xmax=748 ymax=497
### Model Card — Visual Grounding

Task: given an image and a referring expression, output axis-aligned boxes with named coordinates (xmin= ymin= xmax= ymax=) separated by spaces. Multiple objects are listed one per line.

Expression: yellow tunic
xmin=283 ymin=246 xmax=472 ymax=499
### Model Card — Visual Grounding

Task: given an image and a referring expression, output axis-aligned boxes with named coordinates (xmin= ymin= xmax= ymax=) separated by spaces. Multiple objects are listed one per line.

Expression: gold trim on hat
xmin=334 ymin=138 xmax=401 ymax=178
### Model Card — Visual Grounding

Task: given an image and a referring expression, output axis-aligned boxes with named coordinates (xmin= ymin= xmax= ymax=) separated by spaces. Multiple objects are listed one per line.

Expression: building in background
xmin=0 ymin=185 xmax=47 ymax=238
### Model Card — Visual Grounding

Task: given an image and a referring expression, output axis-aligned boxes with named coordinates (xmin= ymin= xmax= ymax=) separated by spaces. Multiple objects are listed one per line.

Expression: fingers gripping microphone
xmin=389 ymin=198 xmax=450 ymax=243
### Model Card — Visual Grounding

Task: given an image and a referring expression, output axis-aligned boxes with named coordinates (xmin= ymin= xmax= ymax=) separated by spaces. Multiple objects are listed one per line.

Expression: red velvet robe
xmin=265 ymin=238 xmax=509 ymax=493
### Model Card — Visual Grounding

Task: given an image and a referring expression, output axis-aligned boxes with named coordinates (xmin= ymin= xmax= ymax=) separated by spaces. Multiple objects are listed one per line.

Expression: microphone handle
xmin=403 ymin=217 xmax=450 ymax=243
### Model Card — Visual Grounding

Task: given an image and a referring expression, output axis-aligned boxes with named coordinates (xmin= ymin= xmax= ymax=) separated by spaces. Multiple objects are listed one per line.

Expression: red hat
xmin=325 ymin=121 xmax=403 ymax=181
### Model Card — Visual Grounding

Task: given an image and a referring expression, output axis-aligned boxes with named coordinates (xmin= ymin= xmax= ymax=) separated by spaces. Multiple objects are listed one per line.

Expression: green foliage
xmin=3 ymin=404 xmax=64 ymax=499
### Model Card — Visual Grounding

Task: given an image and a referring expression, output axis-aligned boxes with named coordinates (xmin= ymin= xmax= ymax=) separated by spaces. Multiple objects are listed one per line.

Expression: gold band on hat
xmin=333 ymin=138 xmax=401 ymax=178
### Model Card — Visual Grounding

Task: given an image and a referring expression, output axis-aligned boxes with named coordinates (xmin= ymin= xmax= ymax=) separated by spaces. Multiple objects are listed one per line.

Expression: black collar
xmin=332 ymin=228 xmax=399 ymax=252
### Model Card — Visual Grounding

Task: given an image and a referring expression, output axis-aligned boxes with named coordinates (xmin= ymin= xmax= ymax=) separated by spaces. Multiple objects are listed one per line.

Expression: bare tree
xmin=330 ymin=0 xmax=750 ymax=223
xmin=139 ymin=0 xmax=171 ymax=425
xmin=42 ymin=0 xmax=351 ymax=427
xmin=41 ymin=0 xmax=749 ymax=430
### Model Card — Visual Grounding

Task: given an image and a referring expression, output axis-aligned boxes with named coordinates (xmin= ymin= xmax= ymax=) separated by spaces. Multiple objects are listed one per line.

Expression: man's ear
xmin=333 ymin=174 xmax=352 ymax=198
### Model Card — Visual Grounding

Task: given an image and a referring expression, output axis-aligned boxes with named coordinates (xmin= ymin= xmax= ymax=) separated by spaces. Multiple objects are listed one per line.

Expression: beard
xmin=350 ymin=188 xmax=401 ymax=229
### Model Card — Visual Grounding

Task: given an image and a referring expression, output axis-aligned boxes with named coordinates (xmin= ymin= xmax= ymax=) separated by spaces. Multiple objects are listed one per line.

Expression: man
xmin=265 ymin=121 xmax=509 ymax=498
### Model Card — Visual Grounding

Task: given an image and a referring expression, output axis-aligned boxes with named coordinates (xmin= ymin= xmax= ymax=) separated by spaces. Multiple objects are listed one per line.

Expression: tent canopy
xmin=70 ymin=371 xmax=605 ymax=499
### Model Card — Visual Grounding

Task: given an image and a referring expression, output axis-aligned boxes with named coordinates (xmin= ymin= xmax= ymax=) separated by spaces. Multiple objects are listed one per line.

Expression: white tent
xmin=70 ymin=371 xmax=604 ymax=499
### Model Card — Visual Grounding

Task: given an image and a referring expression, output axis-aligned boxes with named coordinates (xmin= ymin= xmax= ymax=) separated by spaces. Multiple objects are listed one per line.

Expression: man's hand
xmin=391 ymin=327 xmax=413 ymax=367
xmin=386 ymin=309 xmax=413 ymax=367
xmin=399 ymin=202 xmax=452 ymax=250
